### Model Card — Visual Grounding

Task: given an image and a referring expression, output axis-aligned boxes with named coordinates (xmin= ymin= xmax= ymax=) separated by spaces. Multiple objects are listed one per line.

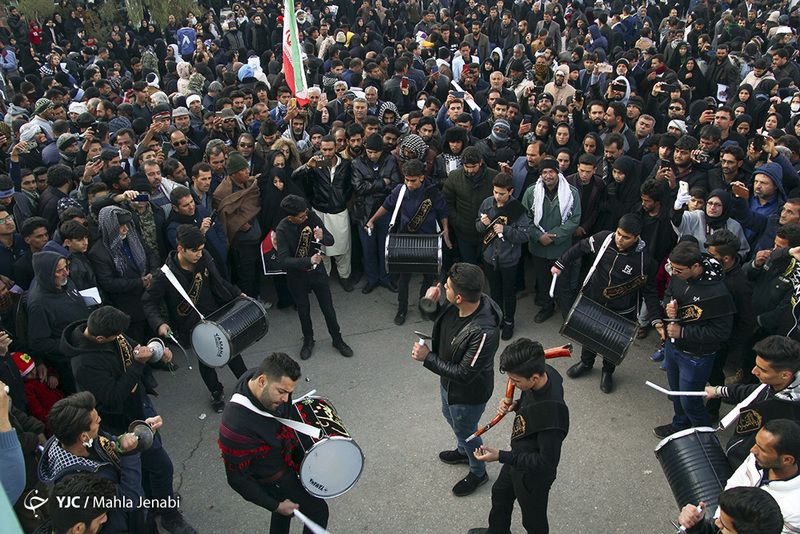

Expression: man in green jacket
xmin=443 ymin=146 xmax=499 ymax=265
xmin=521 ymin=158 xmax=581 ymax=323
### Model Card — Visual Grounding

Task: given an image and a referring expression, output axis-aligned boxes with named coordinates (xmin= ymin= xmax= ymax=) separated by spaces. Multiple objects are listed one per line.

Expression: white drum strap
xmin=388 ymin=184 xmax=407 ymax=230
xmin=160 ymin=264 xmax=205 ymax=320
xmin=581 ymin=233 xmax=614 ymax=290
xmin=230 ymin=393 xmax=321 ymax=439
xmin=719 ymin=383 xmax=768 ymax=430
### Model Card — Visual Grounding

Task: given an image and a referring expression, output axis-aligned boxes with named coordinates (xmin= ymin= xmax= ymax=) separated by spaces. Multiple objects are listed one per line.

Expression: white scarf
xmin=532 ymin=176 xmax=574 ymax=233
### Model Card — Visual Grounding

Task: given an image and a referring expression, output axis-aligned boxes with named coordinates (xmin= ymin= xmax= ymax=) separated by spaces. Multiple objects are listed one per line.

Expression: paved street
xmin=154 ymin=276 xmax=736 ymax=534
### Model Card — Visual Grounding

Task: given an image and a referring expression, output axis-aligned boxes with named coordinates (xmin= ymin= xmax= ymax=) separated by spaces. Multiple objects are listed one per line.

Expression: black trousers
xmin=198 ymin=354 xmax=248 ymax=394
xmin=487 ymin=463 xmax=554 ymax=534
xmin=232 ymin=242 xmax=261 ymax=298
xmin=397 ymin=273 xmax=436 ymax=311
xmin=286 ymin=268 xmax=341 ymax=340
xmin=263 ymin=470 xmax=329 ymax=534
xmin=483 ymin=262 xmax=517 ymax=324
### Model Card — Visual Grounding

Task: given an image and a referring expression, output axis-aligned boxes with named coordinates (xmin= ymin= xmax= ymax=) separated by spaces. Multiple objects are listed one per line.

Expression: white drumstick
xmin=646 ymin=381 xmax=708 ymax=397
xmin=294 ymin=510 xmax=331 ymax=534
xmin=678 ymin=506 xmax=704 ymax=533
xmin=549 ymin=273 xmax=558 ymax=298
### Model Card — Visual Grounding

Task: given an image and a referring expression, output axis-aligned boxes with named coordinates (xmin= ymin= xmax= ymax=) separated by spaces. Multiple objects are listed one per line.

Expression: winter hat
xmin=490 ymin=119 xmax=512 ymax=144
xmin=11 ymin=352 xmax=34 ymax=376
xmin=57 ymin=133 xmax=79 ymax=151
xmin=539 ymin=158 xmax=559 ymax=172
xmin=34 ymin=98 xmax=54 ymax=116
xmin=186 ymin=94 xmax=202 ymax=107
xmin=172 ymin=106 xmax=190 ymax=118
xmin=68 ymin=102 xmax=88 ymax=115
xmin=668 ymin=119 xmax=687 ymax=135
xmin=364 ymin=133 xmax=384 ymax=151
xmin=226 ymin=151 xmax=249 ymax=175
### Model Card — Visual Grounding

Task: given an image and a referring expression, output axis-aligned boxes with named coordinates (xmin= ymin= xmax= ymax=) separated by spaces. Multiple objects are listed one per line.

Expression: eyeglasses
xmin=0 ymin=215 xmax=14 ymax=224
xmin=669 ymin=106 xmax=683 ymax=111
xmin=669 ymin=262 xmax=687 ymax=275
xmin=172 ymin=140 xmax=187 ymax=146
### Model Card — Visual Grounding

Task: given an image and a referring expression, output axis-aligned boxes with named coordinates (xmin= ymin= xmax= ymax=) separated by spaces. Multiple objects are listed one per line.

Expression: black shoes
xmin=439 ymin=449 xmax=470 ymax=465
xmin=600 ymin=371 xmax=614 ymax=394
xmin=468 ymin=529 xmax=489 ymax=534
xmin=362 ymin=281 xmax=379 ymax=294
xmin=452 ymin=472 xmax=488 ymax=496
xmin=566 ymin=361 xmax=592 ymax=378
xmin=381 ymin=280 xmax=399 ymax=293
xmin=160 ymin=511 xmax=198 ymax=534
xmin=394 ymin=308 xmax=407 ymax=325
xmin=654 ymin=423 xmax=680 ymax=439
xmin=534 ymin=307 xmax=554 ymax=323
xmin=340 ymin=276 xmax=355 ymax=292
xmin=332 ymin=337 xmax=353 ymax=357
xmin=300 ymin=337 xmax=315 ymax=360
xmin=501 ymin=322 xmax=514 ymax=341
xmin=211 ymin=389 xmax=225 ymax=413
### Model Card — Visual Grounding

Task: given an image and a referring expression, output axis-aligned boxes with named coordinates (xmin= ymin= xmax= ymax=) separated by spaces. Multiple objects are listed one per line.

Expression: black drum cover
xmin=385 ymin=233 xmax=442 ymax=275
xmin=559 ymin=294 xmax=638 ymax=365
xmin=654 ymin=427 xmax=733 ymax=512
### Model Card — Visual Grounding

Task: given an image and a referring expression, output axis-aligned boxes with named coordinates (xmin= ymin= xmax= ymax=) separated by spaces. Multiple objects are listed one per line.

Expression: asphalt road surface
xmin=154 ymin=275 xmax=736 ymax=534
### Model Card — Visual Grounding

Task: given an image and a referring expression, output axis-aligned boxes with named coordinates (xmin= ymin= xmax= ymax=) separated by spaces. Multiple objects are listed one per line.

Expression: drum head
xmin=191 ymin=321 xmax=231 ymax=368
xmin=299 ymin=437 xmax=364 ymax=499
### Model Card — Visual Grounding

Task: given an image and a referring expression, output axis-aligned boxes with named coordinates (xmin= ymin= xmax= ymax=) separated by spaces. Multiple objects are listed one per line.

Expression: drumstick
xmin=677 ymin=506 xmax=704 ymax=533
xmin=415 ymin=330 xmax=432 ymax=347
xmin=167 ymin=332 xmax=193 ymax=370
xmin=549 ymin=272 xmax=558 ymax=298
xmin=668 ymin=299 xmax=677 ymax=343
xmin=466 ymin=344 xmax=572 ymax=442
xmin=293 ymin=510 xmax=331 ymax=534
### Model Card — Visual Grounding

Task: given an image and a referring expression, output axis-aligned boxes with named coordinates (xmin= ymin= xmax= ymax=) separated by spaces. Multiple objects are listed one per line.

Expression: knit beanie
xmin=226 ymin=151 xmax=249 ymax=175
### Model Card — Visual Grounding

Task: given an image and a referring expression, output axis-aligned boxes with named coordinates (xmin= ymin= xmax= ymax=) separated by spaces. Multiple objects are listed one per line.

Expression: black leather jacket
xmin=293 ymin=157 xmax=354 ymax=214
xmin=351 ymin=153 xmax=401 ymax=225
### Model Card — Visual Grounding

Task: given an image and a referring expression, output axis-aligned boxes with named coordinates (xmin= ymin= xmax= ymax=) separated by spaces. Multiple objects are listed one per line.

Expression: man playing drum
xmin=468 ymin=338 xmax=569 ymax=534
xmin=143 ymin=225 xmax=249 ymax=413
xmin=553 ymin=214 xmax=663 ymax=393
xmin=219 ymin=353 xmax=329 ymax=534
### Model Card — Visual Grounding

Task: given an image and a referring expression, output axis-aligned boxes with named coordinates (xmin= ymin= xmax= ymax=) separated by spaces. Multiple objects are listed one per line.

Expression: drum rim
xmin=654 ymin=426 xmax=718 ymax=451
xmin=191 ymin=296 xmax=268 ymax=368
xmin=298 ymin=436 xmax=365 ymax=499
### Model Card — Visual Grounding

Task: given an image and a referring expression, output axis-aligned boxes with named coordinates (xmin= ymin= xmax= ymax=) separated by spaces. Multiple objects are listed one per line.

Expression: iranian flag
xmin=282 ymin=0 xmax=309 ymax=106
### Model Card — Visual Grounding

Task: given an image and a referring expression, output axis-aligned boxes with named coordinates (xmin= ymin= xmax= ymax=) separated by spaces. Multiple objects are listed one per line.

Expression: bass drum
xmin=191 ymin=297 xmax=269 ymax=368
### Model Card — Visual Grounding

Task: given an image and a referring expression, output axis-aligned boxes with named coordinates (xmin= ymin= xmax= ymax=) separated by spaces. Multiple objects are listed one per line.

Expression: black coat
xmin=351 ymin=153 xmax=401 ymax=226
xmin=292 ymin=158 xmax=354 ymax=214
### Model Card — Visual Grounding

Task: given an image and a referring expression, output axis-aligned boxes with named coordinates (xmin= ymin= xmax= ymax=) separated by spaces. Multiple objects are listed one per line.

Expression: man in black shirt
xmin=275 ymin=195 xmax=353 ymax=361
xmin=219 ymin=353 xmax=329 ymax=534
xmin=468 ymin=338 xmax=569 ymax=534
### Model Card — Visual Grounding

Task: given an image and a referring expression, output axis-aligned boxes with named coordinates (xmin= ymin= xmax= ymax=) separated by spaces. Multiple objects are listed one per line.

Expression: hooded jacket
xmin=598 ymin=156 xmax=642 ymax=232
xmin=674 ymin=189 xmax=751 ymax=259
xmin=586 ymin=24 xmax=608 ymax=53
xmin=743 ymin=247 xmax=797 ymax=335
xmin=351 ymin=153 xmax=402 ymax=226
xmin=443 ymin=165 xmax=499 ymax=244
xmin=26 ymin=251 xmax=90 ymax=361
xmin=61 ymin=320 xmax=157 ymax=434
xmin=663 ymin=255 xmax=735 ymax=356
xmin=423 ymin=295 xmax=502 ymax=406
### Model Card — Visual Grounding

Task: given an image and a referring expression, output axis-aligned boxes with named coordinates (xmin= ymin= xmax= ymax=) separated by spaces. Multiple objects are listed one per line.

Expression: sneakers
xmin=300 ymin=338 xmax=315 ymax=360
xmin=394 ymin=308 xmax=407 ymax=325
xmin=501 ymin=322 xmax=514 ymax=341
xmin=439 ymin=449 xmax=470 ymax=465
xmin=534 ymin=307 xmax=554 ymax=323
xmin=332 ymin=337 xmax=353 ymax=357
xmin=257 ymin=298 xmax=273 ymax=310
xmin=160 ymin=511 xmax=198 ymax=534
xmin=653 ymin=423 xmax=680 ymax=439
xmin=452 ymin=472 xmax=488 ymax=496
xmin=650 ymin=347 xmax=665 ymax=362
xmin=211 ymin=390 xmax=225 ymax=413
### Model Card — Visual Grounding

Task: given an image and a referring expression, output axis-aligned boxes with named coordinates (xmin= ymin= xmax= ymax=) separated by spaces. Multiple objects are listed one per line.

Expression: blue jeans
xmin=440 ymin=385 xmax=487 ymax=477
xmin=358 ymin=213 xmax=391 ymax=284
xmin=664 ymin=342 xmax=715 ymax=429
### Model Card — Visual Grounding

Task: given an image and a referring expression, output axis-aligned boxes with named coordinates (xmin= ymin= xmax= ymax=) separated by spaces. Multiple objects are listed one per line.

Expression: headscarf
xmin=705 ymin=189 xmax=732 ymax=230
xmin=98 ymin=206 xmax=148 ymax=277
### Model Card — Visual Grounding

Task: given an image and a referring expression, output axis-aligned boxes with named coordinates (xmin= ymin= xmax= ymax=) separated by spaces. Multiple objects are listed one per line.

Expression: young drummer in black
xmin=469 ymin=338 xmax=569 ymax=534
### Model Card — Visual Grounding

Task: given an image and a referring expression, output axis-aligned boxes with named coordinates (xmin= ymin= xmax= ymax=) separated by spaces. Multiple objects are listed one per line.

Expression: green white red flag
xmin=282 ymin=0 xmax=309 ymax=105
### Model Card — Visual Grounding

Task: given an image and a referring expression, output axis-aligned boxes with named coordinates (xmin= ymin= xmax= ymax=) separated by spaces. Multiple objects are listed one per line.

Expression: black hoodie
xmin=26 ymin=251 xmax=90 ymax=361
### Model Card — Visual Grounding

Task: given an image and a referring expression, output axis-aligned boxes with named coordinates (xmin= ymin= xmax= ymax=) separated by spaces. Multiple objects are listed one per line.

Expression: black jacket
xmin=62 ymin=320 xmax=157 ymax=434
xmin=88 ymin=238 xmax=160 ymax=323
xmin=720 ymin=259 xmax=756 ymax=348
xmin=556 ymin=231 xmax=661 ymax=322
xmin=275 ymin=211 xmax=335 ymax=273
xmin=744 ymin=247 xmax=796 ymax=335
xmin=351 ymin=153 xmax=401 ymax=226
xmin=664 ymin=256 xmax=734 ymax=356
xmin=26 ymin=251 xmax=90 ymax=361
xmin=142 ymin=250 xmax=240 ymax=343
xmin=292 ymin=158 xmax=354 ymax=214
xmin=423 ymin=295 xmax=502 ymax=406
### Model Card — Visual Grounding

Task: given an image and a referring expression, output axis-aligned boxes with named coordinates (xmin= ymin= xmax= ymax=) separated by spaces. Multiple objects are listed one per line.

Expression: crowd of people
xmin=0 ymin=0 xmax=798 ymax=532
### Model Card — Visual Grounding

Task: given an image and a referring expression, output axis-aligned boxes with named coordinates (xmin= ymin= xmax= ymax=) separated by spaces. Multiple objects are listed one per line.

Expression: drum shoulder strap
xmin=581 ymin=233 xmax=614 ymax=290
xmin=160 ymin=264 xmax=205 ymax=321
xmin=388 ymin=185 xmax=407 ymax=230
xmin=230 ymin=393 xmax=321 ymax=439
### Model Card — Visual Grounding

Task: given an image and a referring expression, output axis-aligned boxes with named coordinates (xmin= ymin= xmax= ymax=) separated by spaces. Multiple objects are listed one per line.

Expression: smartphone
xmin=291 ymin=97 xmax=297 ymax=108
xmin=678 ymin=181 xmax=689 ymax=197
xmin=162 ymin=142 xmax=171 ymax=155
xmin=753 ymin=134 xmax=765 ymax=152
xmin=431 ymin=64 xmax=438 ymax=74
xmin=575 ymin=89 xmax=584 ymax=101
xmin=662 ymin=84 xmax=679 ymax=93
xmin=452 ymin=90 xmax=465 ymax=98
xmin=401 ymin=76 xmax=409 ymax=90
xmin=210 ymin=209 xmax=218 ymax=223
xmin=133 ymin=193 xmax=150 ymax=202
xmin=732 ymin=183 xmax=749 ymax=199
xmin=92 ymin=154 xmax=102 ymax=163
xmin=659 ymin=159 xmax=671 ymax=169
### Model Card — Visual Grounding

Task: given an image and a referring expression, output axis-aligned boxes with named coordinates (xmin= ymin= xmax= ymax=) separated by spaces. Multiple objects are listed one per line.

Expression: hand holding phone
xmin=732 ymin=183 xmax=749 ymax=199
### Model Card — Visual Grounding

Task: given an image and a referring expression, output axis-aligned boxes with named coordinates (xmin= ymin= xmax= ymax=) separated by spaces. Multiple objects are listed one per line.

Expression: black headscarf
xmin=705 ymin=189 xmax=732 ymax=230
